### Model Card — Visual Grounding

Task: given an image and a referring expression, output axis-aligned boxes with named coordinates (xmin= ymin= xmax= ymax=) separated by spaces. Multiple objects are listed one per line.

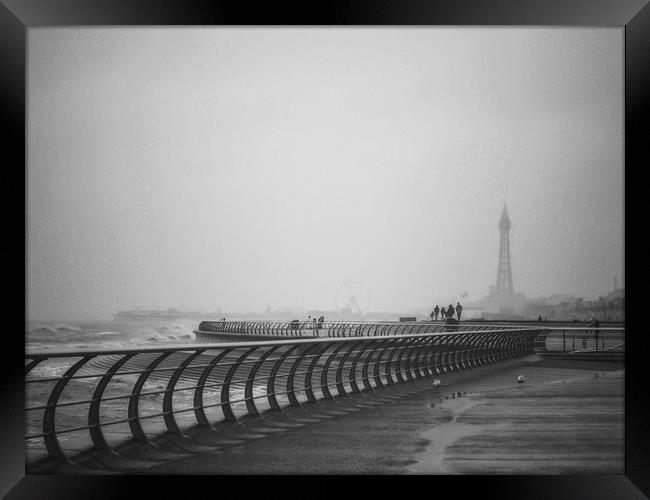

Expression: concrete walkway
xmin=408 ymin=362 xmax=623 ymax=474
xmin=63 ymin=355 xmax=621 ymax=475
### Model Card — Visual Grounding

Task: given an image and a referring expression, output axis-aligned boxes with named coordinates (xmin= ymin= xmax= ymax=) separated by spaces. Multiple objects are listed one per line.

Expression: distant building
xmin=496 ymin=204 xmax=513 ymax=295
xmin=453 ymin=206 xmax=624 ymax=322
xmin=523 ymin=288 xmax=624 ymax=321
xmin=578 ymin=289 xmax=625 ymax=321
xmin=471 ymin=205 xmax=529 ymax=319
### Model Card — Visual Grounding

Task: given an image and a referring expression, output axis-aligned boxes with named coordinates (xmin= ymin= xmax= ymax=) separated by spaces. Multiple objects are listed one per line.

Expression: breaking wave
xmin=142 ymin=331 xmax=195 ymax=343
xmin=28 ymin=324 xmax=82 ymax=335
xmin=27 ymin=320 xmax=197 ymax=352
xmin=54 ymin=324 xmax=82 ymax=332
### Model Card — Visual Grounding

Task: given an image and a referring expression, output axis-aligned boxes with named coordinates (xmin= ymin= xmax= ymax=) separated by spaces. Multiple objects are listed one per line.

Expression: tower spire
xmin=496 ymin=205 xmax=513 ymax=294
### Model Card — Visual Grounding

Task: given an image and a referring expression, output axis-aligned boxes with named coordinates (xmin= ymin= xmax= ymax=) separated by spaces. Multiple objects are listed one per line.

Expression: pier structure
xmin=194 ymin=319 xmax=531 ymax=341
xmin=194 ymin=320 xmax=625 ymax=360
xmin=113 ymin=309 xmax=206 ymax=323
xmin=23 ymin=321 xmax=624 ymax=473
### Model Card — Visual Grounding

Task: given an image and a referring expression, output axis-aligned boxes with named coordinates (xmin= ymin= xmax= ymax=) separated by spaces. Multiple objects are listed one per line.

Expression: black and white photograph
xmin=12 ymin=11 xmax=638 ymax=484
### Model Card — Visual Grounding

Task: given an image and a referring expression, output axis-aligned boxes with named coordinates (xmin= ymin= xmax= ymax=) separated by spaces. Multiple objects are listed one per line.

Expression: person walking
xmin=456 ymin=302 xmax=463 ymax=322
xmin=440 ymin=306 xmax=446 ymax=320
xmin=434 ymin=305 xmax=440 ymax=321
xmin=447 ymin=303 xmax=455 ymax=320
xmin=583 ymin=316 xmax=596 ymax=349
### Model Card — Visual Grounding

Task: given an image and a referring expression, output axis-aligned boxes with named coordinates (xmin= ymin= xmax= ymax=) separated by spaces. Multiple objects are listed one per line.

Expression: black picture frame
xmin=3 ymin=0 xmax=646 ymax=497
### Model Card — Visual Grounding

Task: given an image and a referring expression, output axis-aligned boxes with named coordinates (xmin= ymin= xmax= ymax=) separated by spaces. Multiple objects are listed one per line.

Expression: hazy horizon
xmin=27 ymin=28 xmax=624 ymax=322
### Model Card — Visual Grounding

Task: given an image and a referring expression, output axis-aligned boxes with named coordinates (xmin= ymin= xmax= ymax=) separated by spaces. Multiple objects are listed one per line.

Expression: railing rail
xmin=531 ymin=326 xmax=625 ymax=355
xmin=25 ymin=326 xmax=542 ymax=464
xmin=195 ymin=319 xmax=537 ymax=339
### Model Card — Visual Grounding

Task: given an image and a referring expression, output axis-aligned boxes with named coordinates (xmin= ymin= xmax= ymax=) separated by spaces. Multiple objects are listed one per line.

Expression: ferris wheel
xmin=336 ymin=281 xmax=369 ymax=314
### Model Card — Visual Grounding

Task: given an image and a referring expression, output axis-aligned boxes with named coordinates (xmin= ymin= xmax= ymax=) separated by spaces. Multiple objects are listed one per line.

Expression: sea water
xmin=25 ymin=318 xmax=199 ymax=352
xmin=24 ymin=318 xmax=260 ymax=452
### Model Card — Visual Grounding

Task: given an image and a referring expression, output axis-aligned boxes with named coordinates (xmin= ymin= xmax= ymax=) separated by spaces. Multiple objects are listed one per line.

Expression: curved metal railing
xmin=195 ymin=319 xmax=526 ymax=339
xmin=24 ymin=327 xmax=542 ymax=465
xmin=531 ymin=326 xmax=625 ymax=357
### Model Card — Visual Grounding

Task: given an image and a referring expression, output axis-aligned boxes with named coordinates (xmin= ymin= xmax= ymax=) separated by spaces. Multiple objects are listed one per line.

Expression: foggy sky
xmin=27 ymin=28 xmax=624 ymax=321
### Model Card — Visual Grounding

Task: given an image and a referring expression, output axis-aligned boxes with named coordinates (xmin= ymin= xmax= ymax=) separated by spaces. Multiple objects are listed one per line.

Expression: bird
xmin=516 ymin=375 xmax=525 ymax=384
xmin=432 ymin=379 xmax=441 ymax=389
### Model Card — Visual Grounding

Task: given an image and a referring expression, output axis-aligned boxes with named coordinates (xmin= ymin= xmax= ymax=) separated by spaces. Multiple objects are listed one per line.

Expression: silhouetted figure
xmin=440 ymin=306 xmax=446 ymax=320
xmin=433 ymin=305 xmax=440 ymax=321
xmin=593 ymin=316 xmax=600 ymax=349
xmin=537 ymin=315 xmax=543 ymax=322
xmin=447 ymin=304 xmax=455 ymax=319
xmin=583 ymin=316 xmax=597 ymax=349
xmin=429 ymin=310 xmax=435 ymax=321
xmin=456 ymin=302 xmax=463 ymax=322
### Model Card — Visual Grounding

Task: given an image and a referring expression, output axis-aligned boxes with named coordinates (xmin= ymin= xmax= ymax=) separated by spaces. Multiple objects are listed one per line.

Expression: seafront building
xmin=467 ymin=205 xmax=529 ymax=319
xmin=524 ymin=288 xmax=624 ymax=321
xmin=467 ymin=206 xmax=624 ymax=321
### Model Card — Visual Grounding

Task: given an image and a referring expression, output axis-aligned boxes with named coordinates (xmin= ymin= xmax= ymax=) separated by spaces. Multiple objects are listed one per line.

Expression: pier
xmin=24 ymin=321 xmax=624 ymax=474
xmin=113 ymin=309 xmax=206 ymax=323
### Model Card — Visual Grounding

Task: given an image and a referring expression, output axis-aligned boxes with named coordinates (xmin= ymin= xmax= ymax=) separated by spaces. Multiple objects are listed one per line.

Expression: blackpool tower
xmin=496 ymin=204 xmax=514 ymax=295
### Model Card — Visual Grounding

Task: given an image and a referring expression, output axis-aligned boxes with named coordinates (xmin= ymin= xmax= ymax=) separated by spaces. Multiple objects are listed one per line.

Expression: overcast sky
xmin=27 ymin=28 xmax=624 ymax=321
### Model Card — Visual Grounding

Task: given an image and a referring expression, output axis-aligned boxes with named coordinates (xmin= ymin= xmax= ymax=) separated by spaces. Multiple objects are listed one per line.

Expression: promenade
xmin=47 ymin=354 xmax=622 ymax=475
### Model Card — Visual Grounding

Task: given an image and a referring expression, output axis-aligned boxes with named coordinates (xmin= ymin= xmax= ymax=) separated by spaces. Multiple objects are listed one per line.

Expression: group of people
xmin=307 ymin=315 xmax=325 ymax=329
xmin=430 ymin=302 xmax=463 ymax=322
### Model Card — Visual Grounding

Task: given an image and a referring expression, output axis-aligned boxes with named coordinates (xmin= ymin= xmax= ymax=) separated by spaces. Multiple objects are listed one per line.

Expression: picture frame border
xmin=2 ymin=0 xmax=645 ymax=496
